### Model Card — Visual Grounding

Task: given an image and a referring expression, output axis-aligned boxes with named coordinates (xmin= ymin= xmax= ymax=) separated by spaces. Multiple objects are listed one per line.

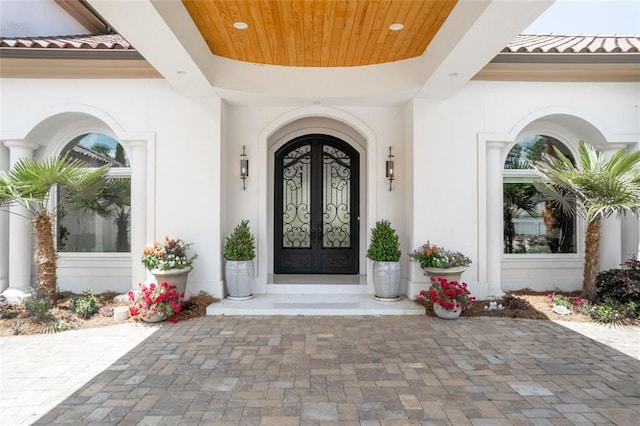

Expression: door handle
xmin=310 ymin=223 xmax=322 ymax=244
xmin=310 ymin=223 xmax=317 ymax=244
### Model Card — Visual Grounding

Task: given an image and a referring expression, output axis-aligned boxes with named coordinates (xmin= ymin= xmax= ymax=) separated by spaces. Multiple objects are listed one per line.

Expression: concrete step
xmin=206 ymin=293 xmax=425 ymax=316
xmin=266 ymin=284 xmax=369 ymax=294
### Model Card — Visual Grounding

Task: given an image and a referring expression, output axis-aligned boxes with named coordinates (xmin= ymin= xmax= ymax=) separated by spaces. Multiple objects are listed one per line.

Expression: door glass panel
xmin=323 ymin=145 xmax=351 ymax=248
xmin=282 ymin=144 xmax=311 ymax=248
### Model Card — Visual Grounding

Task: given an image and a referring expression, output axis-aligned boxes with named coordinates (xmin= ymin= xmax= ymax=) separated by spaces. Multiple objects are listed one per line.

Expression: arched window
xmin=503 ymin=135 xmax=576 ymax=254
xmin=57 ymin=133 xmax=131 ymax=252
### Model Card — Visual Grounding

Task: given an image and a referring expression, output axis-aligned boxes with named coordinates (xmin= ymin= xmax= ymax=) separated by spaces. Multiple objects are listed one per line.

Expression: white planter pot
xmin=150 ymin=266 xmax=192 ymax=296
xmin=423 ymin=266 xmax=466 ymax=283
xmin=433 ymin=302 xmax=462 ymax=319
xmin=142 ymin=312 xmax=165 ymax=323
xmin=225 ymin=260 xmax=254 ymax=300
xmin=372 ymin=261 xmax=401 ymax=301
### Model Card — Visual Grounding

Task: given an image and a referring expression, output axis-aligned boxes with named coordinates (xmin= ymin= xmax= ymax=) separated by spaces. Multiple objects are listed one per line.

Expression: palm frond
xmin=535 ymin=140 xmax=640 ymax=223
xmin=3 ymin=156 xmax=109 ymax=215
xmin=533 ymin=182 xmax=578 ymax=218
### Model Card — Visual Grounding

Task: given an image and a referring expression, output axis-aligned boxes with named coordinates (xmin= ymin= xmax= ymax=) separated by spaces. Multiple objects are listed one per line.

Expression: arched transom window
xmin=503 ymin=135 xmax=576 ymax=255
xmin=57 ymin=133 xmax=131 ymax=253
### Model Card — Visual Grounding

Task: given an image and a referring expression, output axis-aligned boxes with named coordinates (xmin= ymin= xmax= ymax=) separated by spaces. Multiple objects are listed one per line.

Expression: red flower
xmin=417 ymin=277 xmax=474 ymax=312
xmin=128 ymin=282 xmax=185 ymax=322
xmin=440 ymin=301 xmax=455 ymax=310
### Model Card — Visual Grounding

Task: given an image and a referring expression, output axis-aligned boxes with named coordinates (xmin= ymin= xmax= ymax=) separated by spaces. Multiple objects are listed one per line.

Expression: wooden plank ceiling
xmin=182 ymin=0 xmax=458 ymax=67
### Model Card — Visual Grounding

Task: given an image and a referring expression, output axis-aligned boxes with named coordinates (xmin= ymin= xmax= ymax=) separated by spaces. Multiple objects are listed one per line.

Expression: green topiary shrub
xmin=224 ymin=220 xmax=256 ymax=261
xmin=366 ymin=219 xmax=401 ymax=262
xmin=595 ymin=256 xmax=640 ymax=305
xmin=70 ymin=289 xmax=100 ymax=319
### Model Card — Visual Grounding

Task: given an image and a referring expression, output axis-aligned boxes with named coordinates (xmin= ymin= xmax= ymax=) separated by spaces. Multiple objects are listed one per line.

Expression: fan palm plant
xmin=534 ymin=141 xmax=640 ymax=300
xmin=0 ymin=157 xmax=108 ymax=304
xmin=71 ymin=177 xmax=131 ymax=252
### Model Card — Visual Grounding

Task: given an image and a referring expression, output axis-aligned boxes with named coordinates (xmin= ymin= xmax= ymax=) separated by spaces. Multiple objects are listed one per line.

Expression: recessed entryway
xmin=274 ymin=134 xmax=360 ymax=274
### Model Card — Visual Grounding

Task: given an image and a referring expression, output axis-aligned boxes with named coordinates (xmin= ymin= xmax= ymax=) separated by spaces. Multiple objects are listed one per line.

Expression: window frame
xmin=55 ymin=134 xmax=132 ymax=254
xmin=501 ymin=139 xmax=582 ymax=260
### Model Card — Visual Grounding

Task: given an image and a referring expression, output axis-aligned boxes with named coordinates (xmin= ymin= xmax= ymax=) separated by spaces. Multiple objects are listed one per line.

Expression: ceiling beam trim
xmin=86 ymin=0 xmax=216 ymax=98
xmin=416 ymin=0 xmax=554 ymax=99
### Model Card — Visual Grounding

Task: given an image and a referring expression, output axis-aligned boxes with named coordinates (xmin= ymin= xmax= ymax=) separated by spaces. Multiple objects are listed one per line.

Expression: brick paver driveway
xmin=3 ymin=316 xmax=639 ymax=425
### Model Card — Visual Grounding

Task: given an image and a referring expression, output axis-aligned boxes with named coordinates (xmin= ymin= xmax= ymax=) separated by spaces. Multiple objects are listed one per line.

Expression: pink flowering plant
xmin=128 ymin=282 xmax=185 ymax=321
xmin=418 ymin=277 xmax=475 ymax=311
xmin=548 ymin=292 xmax=584 ymax=310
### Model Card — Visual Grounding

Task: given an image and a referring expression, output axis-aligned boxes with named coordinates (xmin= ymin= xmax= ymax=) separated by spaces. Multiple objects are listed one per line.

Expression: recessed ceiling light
xmin=389 ymin=23 xmax=404 ymax=31
xmin=448 ymin=72 xmax=459 ymax=78
xmin=233 ymin=22 xmax=248 ymax=30
xmin=177 ymin=70 xmax=187 ymax=75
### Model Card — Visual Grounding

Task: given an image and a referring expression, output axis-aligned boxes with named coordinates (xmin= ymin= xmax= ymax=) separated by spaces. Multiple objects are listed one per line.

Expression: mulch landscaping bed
xmin=0 ymin=289 xmax=628 ymax=336
xmin=0 ymin=291 xmax=218 ymax=336
xmin=415 ymin=290 xmax=594 ymax=322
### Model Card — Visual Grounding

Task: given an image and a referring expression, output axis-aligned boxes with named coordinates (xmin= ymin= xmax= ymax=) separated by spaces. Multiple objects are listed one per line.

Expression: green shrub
xmin=53 ymin=315 xmax=79 ymax=332
xmin=24 ymin=295 xmax=54 ymax=322
xmin=224 ymin=220 xmax=256 ymax=261
xmin=11 ymin=319 xmax=22 ymax=335
xmin=595 ymin=257 xmax=640 ymax=305
xmin=70 ymin=289 xmax=99 ymax=319
xmin=583 ymin=298 xmax=638 ymax=325
xmin=366 ymin=219 xmax=401 ymax=262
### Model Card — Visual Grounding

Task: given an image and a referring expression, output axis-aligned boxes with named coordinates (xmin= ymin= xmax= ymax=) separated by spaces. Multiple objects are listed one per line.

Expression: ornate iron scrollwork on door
xmin=275 ymin=134 xmax=359 ymax=274
xmin=282 ymin=144 xmax=311 ymax=248
xmin=322 ymin=145 xmax=351 ymax=248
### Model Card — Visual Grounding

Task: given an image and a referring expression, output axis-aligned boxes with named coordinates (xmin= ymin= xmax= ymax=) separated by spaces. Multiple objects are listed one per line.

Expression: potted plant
xmin=224 ymin=220 xmax=256 ymax=300
xmin=141 ymin=235 xmax=198 ymax=296
xmin=128 ymin=282 xmax=185 ymax=322
xmin=416 ymin=276 xmax=474 ymax=319
xmin=366 ymin=219 xmax=402 ymax=301
xmin=409 ymin=241 xmax=471 ymax=282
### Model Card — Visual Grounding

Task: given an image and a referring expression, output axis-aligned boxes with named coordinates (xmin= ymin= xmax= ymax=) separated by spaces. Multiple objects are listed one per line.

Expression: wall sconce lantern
xmin=240 ymin=145 xmax=249 ymax=190
xmin=386 ymin=146 xmax=394 ymax=191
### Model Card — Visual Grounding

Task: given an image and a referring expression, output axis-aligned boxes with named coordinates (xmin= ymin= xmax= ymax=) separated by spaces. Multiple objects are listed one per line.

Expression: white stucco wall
xmin=409 ymin=80 xmax=640 ymax=299
xmin=1 ymin=76 xmax=637 ymax=300
xmin=0 ymin=78 xmax=224 ymax=297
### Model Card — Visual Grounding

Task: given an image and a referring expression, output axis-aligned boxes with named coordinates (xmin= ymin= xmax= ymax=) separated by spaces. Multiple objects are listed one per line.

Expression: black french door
xmin=274 ymin=134 xmax=359 ymax=274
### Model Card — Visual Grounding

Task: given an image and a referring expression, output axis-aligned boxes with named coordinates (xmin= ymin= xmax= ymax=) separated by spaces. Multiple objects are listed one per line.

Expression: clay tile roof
xmin=0 ymin=33 xmax=133 ymax=50
xmin=503 ymin=34 xmax=640 ymax=54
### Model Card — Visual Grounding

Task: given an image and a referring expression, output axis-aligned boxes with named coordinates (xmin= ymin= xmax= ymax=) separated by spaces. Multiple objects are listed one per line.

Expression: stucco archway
xmin=1 ymin=107 xmax=155 ymax=294
xmin=479 ymin=109 xmax=635 ymax=299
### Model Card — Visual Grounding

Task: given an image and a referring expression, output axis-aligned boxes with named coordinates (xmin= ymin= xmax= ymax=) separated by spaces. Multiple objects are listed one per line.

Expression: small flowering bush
xmin=547 ymin=292 xmax=583 ymax=309
xmin=128 ymin=282 xmax=185 ymax=321
xmin=418 ymin=277 xmax=475 ymax=311
xmin=141 ymin=235 xmax=198 ymax=271
xmin=409 ymin=241 xmax=471 ymax=269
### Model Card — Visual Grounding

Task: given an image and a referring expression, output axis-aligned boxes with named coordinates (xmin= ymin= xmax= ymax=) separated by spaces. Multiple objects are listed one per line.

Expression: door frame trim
xmin=257 ymin=108 xmax=379 ymax=294
xmin=273 ymin=134 xmax=360 ymax=274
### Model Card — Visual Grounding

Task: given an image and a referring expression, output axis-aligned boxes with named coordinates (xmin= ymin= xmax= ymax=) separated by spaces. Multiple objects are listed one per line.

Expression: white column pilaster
xmin=598 ymin=145 xmax=625 ymax=270
xmin=2 ymin=140 xmax=39 ymax=301
xmin=0 ymin=143 xmax=9 ymax=292
xmin=128 ymin=140 xmax=147 ymax=290
xmin=486 ymin=142 xmax=504 ymax=297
